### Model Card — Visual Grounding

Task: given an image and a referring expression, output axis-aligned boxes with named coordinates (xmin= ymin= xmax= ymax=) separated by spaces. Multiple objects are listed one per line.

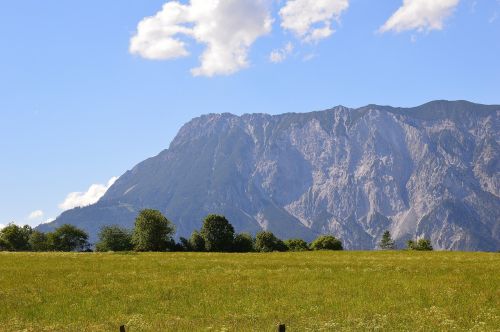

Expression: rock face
xmin=40 ymin=100 xmax=500 ymax=251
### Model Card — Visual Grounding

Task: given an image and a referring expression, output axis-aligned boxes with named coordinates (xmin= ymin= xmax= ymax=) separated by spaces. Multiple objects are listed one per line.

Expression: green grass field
xmin=0 ymin=251 xmax=499 ymax=331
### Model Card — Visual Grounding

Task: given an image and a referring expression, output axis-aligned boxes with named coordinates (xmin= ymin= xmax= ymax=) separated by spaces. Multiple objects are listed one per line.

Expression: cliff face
xmin=41 ymin=101 xmax=500 ymax=251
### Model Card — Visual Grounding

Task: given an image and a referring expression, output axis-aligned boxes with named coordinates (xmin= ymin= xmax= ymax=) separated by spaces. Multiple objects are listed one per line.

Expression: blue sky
xmin=1 ymin=0 xmax=499 ymax=228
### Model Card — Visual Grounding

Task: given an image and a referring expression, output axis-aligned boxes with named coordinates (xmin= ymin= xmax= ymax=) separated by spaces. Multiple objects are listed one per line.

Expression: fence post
xmin=119 ymin=325 xmax=126 ymax=332
xmin=278 ymin=324 xmax=286 ymax=332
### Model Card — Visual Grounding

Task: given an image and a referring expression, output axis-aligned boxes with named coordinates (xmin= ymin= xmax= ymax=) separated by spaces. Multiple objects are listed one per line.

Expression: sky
xmin=0 ymin=0 xmax=499 ymax=229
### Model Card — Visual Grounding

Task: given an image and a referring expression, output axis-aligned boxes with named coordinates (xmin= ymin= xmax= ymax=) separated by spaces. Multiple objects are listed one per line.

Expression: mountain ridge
xmin=39 ymin=100 xmax=500 ymax=251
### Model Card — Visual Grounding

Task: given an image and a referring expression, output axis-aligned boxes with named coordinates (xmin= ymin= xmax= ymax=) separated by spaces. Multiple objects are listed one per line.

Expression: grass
xmin=0 ymin=251 xmax=499 ymax=331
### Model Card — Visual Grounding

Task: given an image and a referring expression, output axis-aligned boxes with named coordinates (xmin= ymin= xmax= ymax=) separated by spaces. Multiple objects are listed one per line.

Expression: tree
xmin=0 ymin=224 xmax=32 ymax=251
xmin=407 ymin=238 xmax=433 ymax=251
xmin=189 ymin=230 xmax=205 ymax=252
xmin=48 ymin=224 xmax=89 ymax=252
xmin=0 ymin=238 xmax=8 ymax=251
xmin=310 ymin=235 xmax=343 ymax=251
xmin=132 ymin=209 xmax=176 ymax=252
xmin=254 ymin=231 xmax=287 ymax=252
xmin=29 ymin=231 xmax=50 ymax=252
xmin=284 ymin=238 xmax=309 ymax=252
xmin=200 ymin=215 xmax=235 ymax=252
xmin=96 ymin=226 xmax=133 ymax=252
xmin=379 ymin=231 xmax=396 ymax=250
xmin=233 ymin=233 xmax=254 ymax=252
xmin=178 ymin=237 xmax=191 ymax=251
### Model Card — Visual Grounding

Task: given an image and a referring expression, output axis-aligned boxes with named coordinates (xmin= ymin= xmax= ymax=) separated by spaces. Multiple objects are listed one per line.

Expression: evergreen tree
xmin=379 ymin=230 xmax=396 ymax=250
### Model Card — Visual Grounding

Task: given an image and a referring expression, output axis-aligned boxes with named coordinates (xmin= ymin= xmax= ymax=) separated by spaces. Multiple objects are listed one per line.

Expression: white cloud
xmin=42 ymin=218 xmax=55 ymax=225
xmin=0 ymin=224 xmax=5 ymax=230
xmin=280 ymin=0 xmax=349 ymax=42
xmin=59 ymin=177 xmax=118 ymax=211
xmin=28 ymin=210 xmax=44 ymax=220
xmin=490 ymin=12 xmax=498 ymax=23
xmin=379 ymin=0 xmax=460 ymax=33
xmin=269 ymin=42 xmax=294 ymax=63
xmin=130 ymin=0 xmax=273 ymax=77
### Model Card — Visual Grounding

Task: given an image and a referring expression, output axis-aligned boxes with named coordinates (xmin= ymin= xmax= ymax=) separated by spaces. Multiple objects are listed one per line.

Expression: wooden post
xmin=119 ymin=325 xmax=126 ymax=332
xmin=278 ymin=324 xmax=286 ymax=332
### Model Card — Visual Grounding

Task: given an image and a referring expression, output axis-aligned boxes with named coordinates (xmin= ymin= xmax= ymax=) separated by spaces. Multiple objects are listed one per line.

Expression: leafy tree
xmin=0 ymin=237 xmax=9 ymax=251
xmin=200 ymin=215 xmax=235 ymax=252
xmin=407 ymin=238 xmax=433 ymax=251
xmin=48 ymin=224 xmax=89 ymax=252
xmin=131 ymin=209 xmax=176 ymax=252
xmin=284 ymin=238 xmax=309 ymax=252
xmin=189 ymin=230 xmax=205 ymax=252
xmin=233 ymin=233 xmax=254 ymax=252
xmin=0 ymin=224 xmax=32 ymax=251
xmin=29 ymin=231 xmax=50 ymax=252
xmin=310 ymin=235 xmax=343 ymax=251
xmin=379 ymin=230 xmax=396 ymax=250
xmin=96 ymin=226 xmax=133 ymax=252
xmin=254 ymin=231 xmax=287 ymax=252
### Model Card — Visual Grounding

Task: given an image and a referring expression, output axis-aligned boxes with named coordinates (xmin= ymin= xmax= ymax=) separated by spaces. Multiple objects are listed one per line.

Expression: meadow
xmin=0 ymin=251 xmax=498 ymax=331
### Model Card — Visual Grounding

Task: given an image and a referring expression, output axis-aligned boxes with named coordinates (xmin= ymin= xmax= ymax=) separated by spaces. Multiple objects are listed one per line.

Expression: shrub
xmin=310 ymin=235 xmax=343 ymax=251
xmin=132 ymin=209 xmax=175 ymax=252
xmin=96 ymin=226 xmax=133 ymax=252
xmin=255 ymin=231 xmax=287 ymax=252
xmin=233 ymin=233 xmax=254 ymax=252
xmin=48 ymin=224 xmax=89 ymax=252
xmin=407 ymin=239 xmax=433 ymax=251
xmin=200 ymin=215 xmax=235 ymax=252
xmin=284 ymin=238 xmax=309 ymax=251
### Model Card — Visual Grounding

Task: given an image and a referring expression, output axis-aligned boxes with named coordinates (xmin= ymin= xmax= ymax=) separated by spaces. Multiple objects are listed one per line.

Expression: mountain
xmin=39 ymin=100 xmax=500 ymax=251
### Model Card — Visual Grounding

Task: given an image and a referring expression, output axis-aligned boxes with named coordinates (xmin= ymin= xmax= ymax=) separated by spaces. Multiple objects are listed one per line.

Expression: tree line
xmin=0 ymin=209 xmax=432 ymax=252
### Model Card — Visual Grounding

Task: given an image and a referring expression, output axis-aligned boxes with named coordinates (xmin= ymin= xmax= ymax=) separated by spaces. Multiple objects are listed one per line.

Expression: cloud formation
xmin=379 ymin=0 xmax=460 ymax=33
xmin=130 ymin=0 xmax=273 ymax=77
xmin=280 ymin=0 xmax=349 ymax=42
xmin=269 ymin=42 xmax=294 ymax=63
xmin=0 ymin=224 xmax=5 ymax=230
xmin=59 ymin=177 xmax=118 ymax=211
xmin=42 ymin=218 xmax=55 ymax=225
xmin=28 ymin=210 xmax=44 ymax=220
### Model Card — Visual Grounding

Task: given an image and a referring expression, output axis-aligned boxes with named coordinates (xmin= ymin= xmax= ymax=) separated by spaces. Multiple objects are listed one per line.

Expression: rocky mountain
xmin=40 ymin=100 xmax=500 ymax=251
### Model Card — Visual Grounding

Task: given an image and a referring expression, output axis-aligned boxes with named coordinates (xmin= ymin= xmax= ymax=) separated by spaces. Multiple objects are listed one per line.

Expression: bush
xmin=407 ymin=239 xmax=433 ymax=251
xmin=132 ymin=209 xmax=176 ymax=252
xmin=189 ymin=231 xmax=206 ymax=252
xmin=96 ymin=226 xmax=133 ymax=252
xmin=0 ymin=224 xmax=32 ymax=251
xmin=200 ymin=215 xmax=235 ymax=252
xmin=310 ymin=235 xmax=343 ymax=251
xmin=233 ymin=233 xmax=254 ymax=252
xmin=284 ymin=238 xmax=309 ymax=251
xmin=29 ymin=231 xmax=50 ymax=252
xmin=48 ymin=224 xmax=89 ymax=252
xmin=255 ymin=231 xmax=287 ymax=252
